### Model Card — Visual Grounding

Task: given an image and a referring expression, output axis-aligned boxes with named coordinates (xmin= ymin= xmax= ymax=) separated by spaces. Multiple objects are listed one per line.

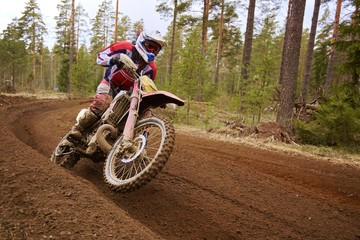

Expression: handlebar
xmin=118 ymin=54 xmax=140 ymax=78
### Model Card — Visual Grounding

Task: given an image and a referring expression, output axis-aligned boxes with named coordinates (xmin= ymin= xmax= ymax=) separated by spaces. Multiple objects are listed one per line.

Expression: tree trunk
xmin=40 ymin=51 xmax=43 ymax=88
xmin=114 ymin=0 xmax=119 ymax=42
xmin=276 ymin=0 xmax=306 ymax=132
xmin=241 ymin=0 xmax=256 ymax=81
xmin=32 ymin=48 xmax=36 ymax=89
xmin=215 ymin=0 xmax=225 ymax=85
xmin=197 ymin=0 xmax=210 ymax=101
xmin=201 ymin=0 xmax=210 ymax=55
xmin=278 ymin=3 xmax=291 ymax=85
xmin=301 ymin=0 xmax=321 ymax=103
xmin=168 ymin=0 xmax=178 ymax=85
xmin=32 ymin=20 xmax=36 ymax=89
xmin=11 ymin=63 xmax=15 ymax=90
xmin=69 ymin=0 xmax=75 ymax=94
xmin=324 ymin=0 xmax=342 ymax=91
xmin=76 ymin=8 xmax=80 ymax=62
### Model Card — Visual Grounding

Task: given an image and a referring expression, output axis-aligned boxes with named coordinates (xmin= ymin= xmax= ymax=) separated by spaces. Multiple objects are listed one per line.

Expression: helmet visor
xmin=144 ymin=40 xmax=161 ymax=55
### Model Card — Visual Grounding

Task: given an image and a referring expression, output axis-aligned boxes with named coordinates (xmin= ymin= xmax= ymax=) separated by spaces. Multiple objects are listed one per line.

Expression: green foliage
xmin=296 ymin=2 xmax=360 ymax=151
xmin=295 ymin=85 xmax=360 ymax=150
xmin=310 ymin=8 xmax=331 ymax=97
xmin=14 ymin=0 xmax=47 ymax=89
xmin=298 ymin=28 xmax=310 ymax=90
xmin=0 ymin=19 xmax=29 ymax=89
xmin=53 ymin=0 xmax=71 ymax=92
xmin=156 ymin=0 xmax=193 ymax=21
xmin=209 ymin=1 xmax=242 ymax=60
xmin=117 ymin=16 xmax=132 ymax=41
xmin=70 ymin=46 xmax=98 ymax=95
xmin=171 ymin=25 xmax=202 ymax=99
xmin=57 ymin=59 xmax=69 ymax=92
xmin=90 ymin=0 xmax=115 ymax=51
xmin=335 ymin=5 xmax=360 ymax=86
xmin=240 ymin=14 xmax=280 ymax=122
xmin=54 ymin=0 xmax=71 ymax=53
xmin=18 ymin=0 xmax=47 ymax=51
xmin=2 ymin=0 xmax=360 ymax=154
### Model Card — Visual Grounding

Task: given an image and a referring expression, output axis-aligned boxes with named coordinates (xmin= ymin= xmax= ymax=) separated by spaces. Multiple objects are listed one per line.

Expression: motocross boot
xmin=68 ymin=109 xmax=99 ymax=141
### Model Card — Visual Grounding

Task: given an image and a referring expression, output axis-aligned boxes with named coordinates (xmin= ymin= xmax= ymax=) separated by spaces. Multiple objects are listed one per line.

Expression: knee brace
xmin=89 ymin=79 xmax=112 ymax=116
xmin=90 ymin=93 xmax=112 ymax=116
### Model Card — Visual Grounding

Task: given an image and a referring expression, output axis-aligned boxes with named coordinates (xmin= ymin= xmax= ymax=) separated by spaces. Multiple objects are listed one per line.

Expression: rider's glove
xmin=119 ymin=53 xmax=138 ymax=71
xmin=109 ymin=56 xmax=120 ymax=66
xmin=109 ymin=54 xmax=138 ymax=72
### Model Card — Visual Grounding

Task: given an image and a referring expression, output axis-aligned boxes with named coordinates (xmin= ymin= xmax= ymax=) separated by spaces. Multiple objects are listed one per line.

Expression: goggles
xmin=144 ymin=40 xmax=162 ymax=55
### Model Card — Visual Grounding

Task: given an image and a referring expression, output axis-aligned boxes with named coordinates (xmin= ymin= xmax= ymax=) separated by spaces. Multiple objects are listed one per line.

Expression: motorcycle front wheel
xmin=103 ymin=116 xmax=175 ymax=193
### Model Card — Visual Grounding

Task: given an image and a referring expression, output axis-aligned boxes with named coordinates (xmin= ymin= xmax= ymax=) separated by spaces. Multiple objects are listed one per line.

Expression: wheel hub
xmin=117 ymin=135 xmax=147 ymax=163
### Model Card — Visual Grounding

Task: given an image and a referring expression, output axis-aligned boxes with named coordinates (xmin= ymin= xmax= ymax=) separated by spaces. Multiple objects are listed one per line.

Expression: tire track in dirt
xmin=0 ymin=96 xmax=162 ymax=239
xmin=161 ymin=169 xmax=315 ymax=237
xmin=5 ymin=96 xmax=360 ymax=240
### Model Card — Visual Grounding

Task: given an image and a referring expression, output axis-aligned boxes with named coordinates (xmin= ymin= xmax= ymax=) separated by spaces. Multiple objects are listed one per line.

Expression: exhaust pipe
xmin=96 ymin=124 xmax=117 ymax=154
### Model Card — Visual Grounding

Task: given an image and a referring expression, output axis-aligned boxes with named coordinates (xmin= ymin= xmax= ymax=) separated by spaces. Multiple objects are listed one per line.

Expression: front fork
xmin=116 ymin=81 xmax=152 ymax=161
xmin=122 ymin=81 xmax=141 ymax=141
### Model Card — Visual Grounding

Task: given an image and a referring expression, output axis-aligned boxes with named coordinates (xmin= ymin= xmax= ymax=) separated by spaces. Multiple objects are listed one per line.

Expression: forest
xmin=0 ymin=0 xmax=359 ymax=151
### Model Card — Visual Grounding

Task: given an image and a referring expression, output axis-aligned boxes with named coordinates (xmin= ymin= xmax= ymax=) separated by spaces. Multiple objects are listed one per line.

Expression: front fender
xmin=139 ymin=90 xmax=185 ymax=113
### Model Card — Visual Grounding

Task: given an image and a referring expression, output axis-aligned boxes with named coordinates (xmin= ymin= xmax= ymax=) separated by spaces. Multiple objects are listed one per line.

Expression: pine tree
xmin=246 ymin=14 xmax=281 ymax=122
xmin=114 ymin=0 xmax=119 ymax=42
xmin=74 ymin=3 xmax=90 ymax=58
xmin=324 ymin=0 xmax=343 ymax=91
xmin=218 ymin=3 xmax=242 ymax=95
xmin=69 ymin=0 xmax=76 ymax=74
xmin=132 ymin=20 xmax=144 ymax=40
xmin=117 ymin=16 xmax=132 ymax=41
xmin=90 ymin=0 xmax=115 ymax=51
xmin=156 ymin=0 xmax=193 ymax=84
xmin=310 ymin=8 xmax=331 ymax=98
xmin=301 ymin=0 xmax=321 ymax=103
xmin=335 ymin=0 xmax=360 ymax=86
xmin=173 ymin=25 xmax=203 ymax=122
xmin=71 ymin=45 xmax=97 ymax=95
xmin=298 ymin=29 xmax=310 ymax=96
xmin=54 ymin=0 xmax=71 ymax=54
xmin=40 ymin=47 xmax=53 ymax=90
xmin=276 ymin=0 xmax=306 ymax=132
xmin=295 ymin=85 xmax=360 ymax=149
xmin=295 ymin=0 xmax=360 ymax=150
xmin=54 ymin=0 xmax=71 ymax=92
xmin=214 ymin=0 xmax=225 ymax=86
xmin=241 ymin=0 xmax=256 ymax=81
xmin=209 ymin=1 xmax=242 ymax=88
xmin=155 ymin=22 xmax=183 ymax=89
xmin=18 ymin=0 xmax=47 ymax=89
xmin=0 ymin=19 xmax=27 ymax=91
xmin=197 ymin=0 xmax=210 ymax=101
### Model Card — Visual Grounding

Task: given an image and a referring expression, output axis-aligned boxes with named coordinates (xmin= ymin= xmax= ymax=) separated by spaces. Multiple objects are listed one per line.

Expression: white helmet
xmin=135 ymin=31 xmax=167 ymax=63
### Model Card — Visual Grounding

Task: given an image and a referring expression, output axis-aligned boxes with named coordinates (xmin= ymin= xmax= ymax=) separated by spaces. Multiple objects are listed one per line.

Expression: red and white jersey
xmin=96 ymin=41 xmax=157 ymax=91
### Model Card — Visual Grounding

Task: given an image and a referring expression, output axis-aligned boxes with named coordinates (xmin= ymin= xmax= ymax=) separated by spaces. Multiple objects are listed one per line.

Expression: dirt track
xmin=1 ymin=94 xmax=360 ymax=240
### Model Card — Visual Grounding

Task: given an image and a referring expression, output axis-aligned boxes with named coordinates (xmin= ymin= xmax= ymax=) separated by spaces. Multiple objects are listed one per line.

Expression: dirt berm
xmin=0 ymin=94 xmax=359 ymax=240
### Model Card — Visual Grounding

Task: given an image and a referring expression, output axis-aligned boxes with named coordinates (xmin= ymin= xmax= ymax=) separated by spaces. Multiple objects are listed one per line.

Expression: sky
xmin=0 ymin=0 xmax=331 ymax=48
xmin=0 ymin=0 xmax=171 ymax=47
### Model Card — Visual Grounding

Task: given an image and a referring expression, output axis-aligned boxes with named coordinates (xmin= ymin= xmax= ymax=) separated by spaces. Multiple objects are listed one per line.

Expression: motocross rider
xmin=68 ymin=30 xmax=167 ymax=141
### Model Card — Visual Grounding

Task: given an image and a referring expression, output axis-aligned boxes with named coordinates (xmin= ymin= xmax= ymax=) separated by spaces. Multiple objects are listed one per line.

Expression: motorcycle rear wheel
xmin=103 ymin=116 xmax=175 ymax=193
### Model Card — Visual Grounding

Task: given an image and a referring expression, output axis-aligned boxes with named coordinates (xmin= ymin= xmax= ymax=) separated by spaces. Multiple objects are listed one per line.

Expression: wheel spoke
xmin=104 ymin=117 xmax=175 ymax=192
xmin=113 ymin=123 xmax=161 ymax=180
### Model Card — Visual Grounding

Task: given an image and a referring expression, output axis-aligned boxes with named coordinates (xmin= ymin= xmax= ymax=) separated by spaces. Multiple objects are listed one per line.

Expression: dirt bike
xmin=51 ymin=55 xmax=185 ymax=193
